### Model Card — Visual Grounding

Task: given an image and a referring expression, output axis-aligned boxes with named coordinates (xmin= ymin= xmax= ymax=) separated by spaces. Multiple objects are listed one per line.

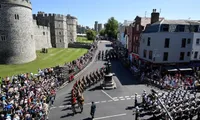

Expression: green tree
xmin=86 ymin=29 xmax=96 ymax=40
xmin=99 ymin=29 xmax=105 ymax=36
xmin=105 ymin=17 xmax=118 ymax=39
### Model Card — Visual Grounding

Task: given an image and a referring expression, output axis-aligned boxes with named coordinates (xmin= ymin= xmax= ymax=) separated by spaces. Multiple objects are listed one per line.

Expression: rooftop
xmin=152 ymin=19 xmax=200 ymax=25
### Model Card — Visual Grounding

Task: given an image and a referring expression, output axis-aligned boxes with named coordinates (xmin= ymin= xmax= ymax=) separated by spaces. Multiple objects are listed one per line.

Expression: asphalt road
xmin=49 ymin=41 xmax=161 ymax=120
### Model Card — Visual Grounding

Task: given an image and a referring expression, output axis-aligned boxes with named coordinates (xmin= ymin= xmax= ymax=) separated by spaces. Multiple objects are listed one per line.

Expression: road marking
xmin=120 ymin=99 xmax=125 ymax=101
xmin=114 ymin=99 xmax=119 ymax=101
xmin=95 ymin=101 xmax=100 ymax=104
xmin=113 ymin=97 xmax=117 ymax=99
xmin=125 ymin=96 xmax=129 ymax=98
xmin=108 ymin=100 xmax=113 ymax=102
xmin=119 ymin=96 xmax=124 ymax=99
xmin=101 ymin=90 xmax=114 ymax=101
xmin=59 ymin=106 xmax=65 ymax=108
xmin=126 ymin=98 xmax=131 ymax=100
xmin=131 ymin=95 xmax=134 ymax=97
xmin=84 ymin=103 xmax=92 ymax=105
xmin=93 ymin=113 xmax=127 ymax=120
xmin=101 ymin=101 xmax=106 ymax=103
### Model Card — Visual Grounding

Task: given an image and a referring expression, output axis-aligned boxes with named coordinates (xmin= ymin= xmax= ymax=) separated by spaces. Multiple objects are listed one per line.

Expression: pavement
xmin=48 ymin=40 xmax=162 ymax=120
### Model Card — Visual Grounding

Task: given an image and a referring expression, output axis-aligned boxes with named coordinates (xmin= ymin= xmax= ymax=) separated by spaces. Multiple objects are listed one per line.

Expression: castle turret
xmin=67 ymin=14 xmax=77 ymax=43
xmin=0 ymin=0 xmax=36 ymax=64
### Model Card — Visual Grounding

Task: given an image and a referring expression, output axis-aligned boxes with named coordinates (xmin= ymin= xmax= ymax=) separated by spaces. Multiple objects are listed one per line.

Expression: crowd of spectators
xmin=0 ymin=42 xmax=98 ymax=120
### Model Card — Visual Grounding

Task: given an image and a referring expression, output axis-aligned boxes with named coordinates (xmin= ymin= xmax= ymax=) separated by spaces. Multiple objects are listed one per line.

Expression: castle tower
xmin=0 ymin=0 xmax=36 ymax=64
xmin=67 ymin=15 xmax=77 ymax=43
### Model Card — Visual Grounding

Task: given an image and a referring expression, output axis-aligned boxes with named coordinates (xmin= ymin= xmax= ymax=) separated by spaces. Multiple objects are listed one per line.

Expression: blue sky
xmin=32 ymin=0 xmax=199 ymax=28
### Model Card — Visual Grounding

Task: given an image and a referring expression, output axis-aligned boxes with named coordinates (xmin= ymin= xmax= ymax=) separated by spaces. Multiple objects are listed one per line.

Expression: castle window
xmin=15 ymin=14 xmax=19 ymax=20
xmin=1 ymin=35 xmax=6 ymax=41
xmin=43 ymin=32 xmax=45 ymax=35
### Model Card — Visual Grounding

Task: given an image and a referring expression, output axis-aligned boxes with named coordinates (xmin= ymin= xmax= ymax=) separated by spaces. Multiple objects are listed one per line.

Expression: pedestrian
xmin=90 ymin=102 xmax=96 ymax=119
xmin=135 ymin=93 xmax=138 ymax=107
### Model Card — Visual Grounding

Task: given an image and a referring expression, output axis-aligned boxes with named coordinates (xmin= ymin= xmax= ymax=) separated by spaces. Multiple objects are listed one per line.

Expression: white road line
xmin=59 ymin=106 xmax=65 ymax=108
xmin=113 ymin=97 xmax=117 ymax=99
xmin=84 ymin=103 xmax=92 ymax=105
xmin=108 ymin=100 xmax=113 ymax=102
xmin=119 ymin=96 xmax=124 ymax=99
xmin=93 ymin=113 xmax=127 ymax=120
xmin=101 ymin=101 xmax=106 ymax=103
xmin=131 ymin=95 xmax=134 ymax=97
xmin=114 ymin=99 xmax=119 ymax=101
xmin=126 ymin=98 xmax=131 ymax=100
xmin=101 ymin=90 xmax=114 ymax=101
xmin=120 ymin=99 xmax=125 ymax=101
xmin=125 ymin=96 xmax=129 ymax=98
xmin=95 ymin=101 xmax=100 ymax=104
xmin=50 ymin=107 xmax=56 ymax=109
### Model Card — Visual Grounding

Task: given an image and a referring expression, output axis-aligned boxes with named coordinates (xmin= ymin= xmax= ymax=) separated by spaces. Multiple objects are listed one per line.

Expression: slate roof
xmin=152 ymin=19 xmax=200 ymax=25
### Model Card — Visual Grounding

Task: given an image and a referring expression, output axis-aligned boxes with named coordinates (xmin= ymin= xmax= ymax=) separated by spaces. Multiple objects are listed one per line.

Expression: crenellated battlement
xmin=0 ymin=0 xmax=32 ymax=9
xmin=37 ymin=25 xmax=50 ymax=30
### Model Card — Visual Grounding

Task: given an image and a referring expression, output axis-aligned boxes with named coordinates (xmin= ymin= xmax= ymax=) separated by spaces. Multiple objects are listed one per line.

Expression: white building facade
xmin=139 ymin=19 xmax=200 ymax=64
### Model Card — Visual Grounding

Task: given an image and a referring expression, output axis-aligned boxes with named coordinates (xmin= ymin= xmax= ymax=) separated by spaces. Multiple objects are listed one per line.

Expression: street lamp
xmin=151 ymin=89 xmax=173 ymax=120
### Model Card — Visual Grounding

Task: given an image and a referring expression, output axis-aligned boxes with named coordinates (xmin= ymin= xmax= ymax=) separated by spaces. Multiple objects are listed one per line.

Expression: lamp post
xmin=151 ymin=89 xmax=173 ymax=120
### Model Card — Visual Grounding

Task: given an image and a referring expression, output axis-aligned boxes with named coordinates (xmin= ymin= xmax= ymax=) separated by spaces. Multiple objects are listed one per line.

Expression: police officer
xmin=90 ymin=102 xmax=96 ymax=119
xmin=135 ymin=106 xmax=140 ymax=120
xmin=135 ymin=93 xmax=138 ymax=107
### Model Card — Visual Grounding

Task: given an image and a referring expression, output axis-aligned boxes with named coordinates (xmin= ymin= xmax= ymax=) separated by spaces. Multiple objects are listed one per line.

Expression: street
xmin=49 ymin=41 xmax=161 ymax=120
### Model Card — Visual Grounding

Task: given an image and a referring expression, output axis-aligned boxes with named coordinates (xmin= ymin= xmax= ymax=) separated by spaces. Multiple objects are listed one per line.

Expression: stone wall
xmin=0 ymin=2 xmax=36 ymax=64
xmin=67 ymin=17 xmax=77 ymax=43
xmin=33 ymin=20 xmax=52 ymax=50
xmin=68 ymin=42 xmax=91 ymax=49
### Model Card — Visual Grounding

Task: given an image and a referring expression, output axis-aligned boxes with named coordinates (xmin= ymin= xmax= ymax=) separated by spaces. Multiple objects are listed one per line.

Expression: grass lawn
xmin=0 ymin=48 xmax=88 ymax=78
xmin=77 ymin=37 xmax=93 ymax=43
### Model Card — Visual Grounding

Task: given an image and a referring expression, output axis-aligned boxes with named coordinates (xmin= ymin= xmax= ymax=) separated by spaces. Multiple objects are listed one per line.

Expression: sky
xmin=32 ymin=0 xmax=199 ymax=28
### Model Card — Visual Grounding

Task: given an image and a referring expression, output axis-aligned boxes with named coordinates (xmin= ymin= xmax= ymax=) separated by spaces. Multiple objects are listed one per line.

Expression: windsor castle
xmin=0 ymin=0 xmax=77 ymax=64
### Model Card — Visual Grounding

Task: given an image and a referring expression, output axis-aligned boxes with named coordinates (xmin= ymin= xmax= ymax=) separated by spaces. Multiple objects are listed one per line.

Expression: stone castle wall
xmin=67 ymin=16 xmax=77 ymax=43
xmin=0 ymin=1 xmax=36 ymax=64
xmin=33 ymin=20 xmax=52 ymax=50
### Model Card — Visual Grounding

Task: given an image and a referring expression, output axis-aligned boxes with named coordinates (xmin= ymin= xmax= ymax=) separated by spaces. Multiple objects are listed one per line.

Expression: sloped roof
xmin=152 ymin=19 xmax=200 ymax=25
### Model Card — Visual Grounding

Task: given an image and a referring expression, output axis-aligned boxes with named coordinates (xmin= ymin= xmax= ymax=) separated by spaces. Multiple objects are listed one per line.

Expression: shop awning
xmin=179 ymin=68 xmax=193 ymax=71
xmin=167 ymin=69 xmax=178 ymax=72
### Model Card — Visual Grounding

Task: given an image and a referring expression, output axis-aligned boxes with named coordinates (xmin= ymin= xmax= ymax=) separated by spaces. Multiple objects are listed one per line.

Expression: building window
xmin=136 ymin=24 xmax=139 ymax=31
xmin=43 ymin=32 xmax=45 ymax=35
xmin=181 ymin=38 xmax=186 ymax=48
xmin=187 ymin=52 xmax=190 ymax=56
xmin=59 ymin=24 xmax=60 ymax=27
xmin=194 ymin=51 xmax=198 ymax=59
xmin=15 ymin=14 xmax=19 ymax=20
xmin=149 ymin=51 xmax=152 ymax=60
xmin=187 ymin=38 xmax=191 ymax=44
xmin=196 ymin=38 xmax=200 ymax=44
xmin=0 ymin=35 xmax=6 ymax=41
xmin=162 ymin=24 xmax=169 ymax=32
xmin=163 ymin=52 xmax=168 ymax=61
xmin=143 ymin=50 xmax=147 ymax=58
xmin=60 ymin=39 xmax=62 ymax=42
xmin=0 ymin=4 xmax=2 ymax=9
xmin=179 ymin=52 xmax=185 ymax=60
xmin=31 ymin=35 xmax=33 ymax=39
xmin=147 ymin=37 xmax=151 ymax=46
xmin=59 ymin=32 xmax=61 ymax=35
xmin=164 ymin=38 xmax=170 ymax=48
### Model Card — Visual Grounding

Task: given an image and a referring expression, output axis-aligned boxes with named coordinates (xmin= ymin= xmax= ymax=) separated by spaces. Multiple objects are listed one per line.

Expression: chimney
xmin=151 ymin=9 xmax=160 ymax=24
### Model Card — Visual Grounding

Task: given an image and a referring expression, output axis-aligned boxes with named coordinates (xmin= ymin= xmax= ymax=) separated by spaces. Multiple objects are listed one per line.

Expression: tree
xmin=105 ymin=17 xmax=118 ymax=39
xmin=86 ymin=29 xmax=96 ymax=40
xmin=99 ymin=29 xmax=105 ymax=36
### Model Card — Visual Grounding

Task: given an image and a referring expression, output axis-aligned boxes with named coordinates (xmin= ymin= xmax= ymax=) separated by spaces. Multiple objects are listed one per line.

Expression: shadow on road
xmin=60 ymin=113 xmax=74 ymax=118
xmin=88 ymin=85 xmax=102 ymax=91
xmin=110 ymin=60 xmax=141 ymax=86
xmin=82 ymin=117 xmax=92 ymax=120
